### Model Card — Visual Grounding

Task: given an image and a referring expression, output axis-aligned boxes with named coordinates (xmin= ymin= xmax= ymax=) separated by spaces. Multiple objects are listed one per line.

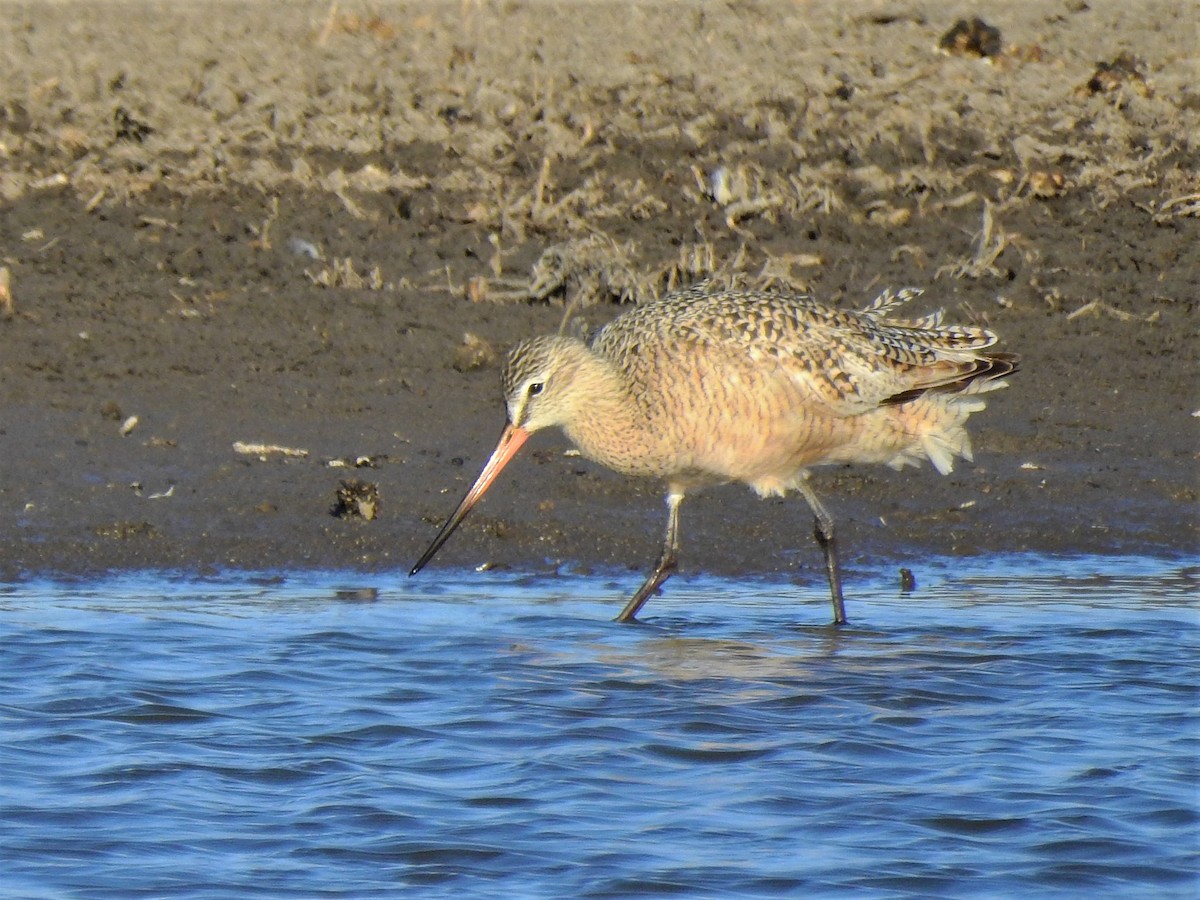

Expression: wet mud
xmin=1 ymin=1 xmax=1196 ymax=585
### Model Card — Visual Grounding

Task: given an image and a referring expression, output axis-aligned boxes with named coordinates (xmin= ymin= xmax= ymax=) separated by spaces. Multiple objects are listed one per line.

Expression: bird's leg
xmin=615 ymin=491 xmax=683 ymax=623
xmin=797 ymin=478 xmax=848 ymax=626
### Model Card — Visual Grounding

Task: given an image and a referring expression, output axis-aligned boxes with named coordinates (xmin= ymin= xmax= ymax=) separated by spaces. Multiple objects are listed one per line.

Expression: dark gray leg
xmin=615 ymin=492 xmax=683 ymax=623
xmin=797 ymin=478 xmax=848 ymax=625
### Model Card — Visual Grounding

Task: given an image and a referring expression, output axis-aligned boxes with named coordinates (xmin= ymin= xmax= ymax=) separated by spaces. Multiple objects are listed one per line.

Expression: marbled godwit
xmin=411 ymin=285 xmax=1017 ymax=624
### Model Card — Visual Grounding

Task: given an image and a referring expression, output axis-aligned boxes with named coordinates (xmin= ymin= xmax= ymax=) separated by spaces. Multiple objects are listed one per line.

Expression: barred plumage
xmin=414 ymin=286 xmax=1018 ymax=624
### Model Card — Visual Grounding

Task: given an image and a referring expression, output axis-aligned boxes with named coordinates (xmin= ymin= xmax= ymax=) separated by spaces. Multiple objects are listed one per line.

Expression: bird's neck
xmin=560 ymin=348 xmax=651 ymax=475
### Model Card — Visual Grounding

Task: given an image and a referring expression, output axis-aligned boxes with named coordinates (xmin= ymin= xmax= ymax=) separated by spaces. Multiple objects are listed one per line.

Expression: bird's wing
xmin=628 ymin=288 xmax=1002 ymax=417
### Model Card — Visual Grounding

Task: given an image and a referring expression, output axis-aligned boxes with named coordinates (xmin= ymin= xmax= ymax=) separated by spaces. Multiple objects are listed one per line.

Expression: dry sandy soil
xmin=0 ymin=0 xmax=1196 ymax=591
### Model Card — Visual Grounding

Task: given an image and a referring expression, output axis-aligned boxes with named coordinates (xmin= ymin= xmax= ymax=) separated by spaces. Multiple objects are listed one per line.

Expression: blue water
xmin=1 ymin=557 xmax=1197 ymax=898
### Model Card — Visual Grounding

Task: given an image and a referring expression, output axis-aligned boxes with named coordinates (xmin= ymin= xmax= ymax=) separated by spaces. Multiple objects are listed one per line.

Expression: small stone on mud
xmin=335 ymin=587 xmax=380 ymax=602
xmin=332 ymin=479 xmax=380 ymax=521
xmin=938 ymin=18 xmax=1003 ymax=59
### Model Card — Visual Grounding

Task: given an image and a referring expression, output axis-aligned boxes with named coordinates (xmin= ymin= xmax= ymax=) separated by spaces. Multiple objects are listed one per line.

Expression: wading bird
xmin=411 ymin=285 xmax=1016 ymax=624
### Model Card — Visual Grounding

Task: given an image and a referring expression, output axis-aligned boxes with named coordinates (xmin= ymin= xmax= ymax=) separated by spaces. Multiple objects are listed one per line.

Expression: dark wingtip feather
xmin=884 ymin=351 xmax=1019 ymax=405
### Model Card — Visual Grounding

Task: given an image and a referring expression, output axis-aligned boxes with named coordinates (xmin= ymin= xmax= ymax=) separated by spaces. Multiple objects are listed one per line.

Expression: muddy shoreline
xmin=1 ymin=1 xmax=1196 ymax=586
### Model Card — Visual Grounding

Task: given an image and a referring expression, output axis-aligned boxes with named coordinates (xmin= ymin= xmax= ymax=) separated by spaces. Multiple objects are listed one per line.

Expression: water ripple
xmin=0 ymin=557 xmax=1196 ymax=897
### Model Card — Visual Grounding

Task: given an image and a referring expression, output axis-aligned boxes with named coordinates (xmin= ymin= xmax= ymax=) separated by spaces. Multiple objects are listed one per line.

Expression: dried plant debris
xmin=0 ymin=266 xmax=12 ymax=319
xmin=113 ymin=106 xmax=153 ymax=143
xmin=1065 ymin=299 xmax=1159 ymax=324
xmin=1024 ymin=169 xmax=1067 ymax=199
xmin=528 ymin=236 xmax=645 ymax=307
xmin=754 ymin=252 xmax=823 ymax=293
xmin=938 ymin=18 xmax=1003 ymax=59
xmin=936 ymin=200 xmax=1015 ymax=280
xmin=326 ymin=455 xmax=383 ymax=469
xmin=331 ymin=479 xmax=379 ymax=521
xmin=475 ymin=234 xmax=798 ymax=311
xmin=93 ymin=521 xmax=158 ymax=540
xmin=233 ymin=441 xmax=309 ymax=459
xmin=129 ymin=481 xmax=175 ymax=499
xmin=701 ymin=164 xmax=785 ymax=230
xmin=1078 ymin=53 xmax=1155 ymax=98
xmin=991 ymin=164 xmax=1069 ymax=200
xmin=1152 ymin=193 xmax=1200 ymax=222
xmin=452 ymin=332 xmax=498 ymax=372
xmin=314 ymin=4 xmax=400 ymax=45
xmin=305 ymin=257 xmax=385 ymax=290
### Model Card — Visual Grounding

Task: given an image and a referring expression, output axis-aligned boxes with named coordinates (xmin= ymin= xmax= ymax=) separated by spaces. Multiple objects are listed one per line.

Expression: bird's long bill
xmin=409 ymin=424 xmax=530 ymax=576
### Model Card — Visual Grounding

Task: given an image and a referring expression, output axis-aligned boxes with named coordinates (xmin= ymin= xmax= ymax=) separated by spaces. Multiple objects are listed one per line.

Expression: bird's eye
xmin=528 ymin=382 xmax=544 ymax=397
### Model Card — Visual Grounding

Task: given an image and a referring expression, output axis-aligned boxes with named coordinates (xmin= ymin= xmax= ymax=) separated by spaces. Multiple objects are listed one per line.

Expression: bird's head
xmin=501 ymin=335 xmax=590 ymax=433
